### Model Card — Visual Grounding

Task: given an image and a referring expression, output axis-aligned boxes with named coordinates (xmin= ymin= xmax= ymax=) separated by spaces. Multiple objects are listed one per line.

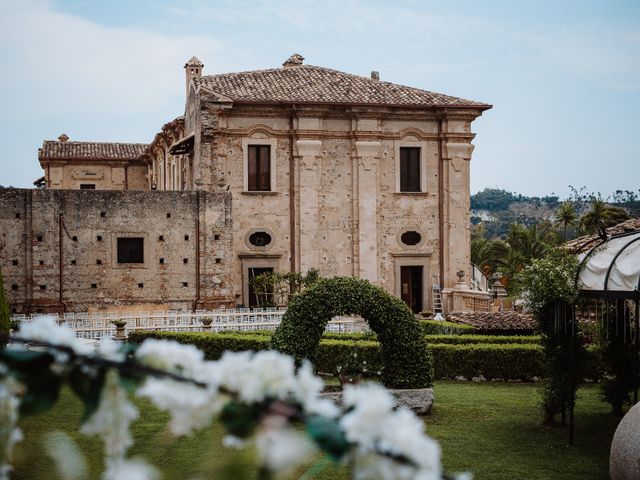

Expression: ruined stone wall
xmin=46 ymin=163 xmax=148 ymax=190
xmin=0 ymin=189 xmax=233 ymax=313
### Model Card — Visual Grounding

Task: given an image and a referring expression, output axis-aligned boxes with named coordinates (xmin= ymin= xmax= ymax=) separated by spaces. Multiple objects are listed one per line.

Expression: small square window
xmin=15 ymin=213 xmax=20 ymax=219
xmin=96 ymin=259 xmax=102 ymax=265
xmin=72 ymin=236 xmax=78 ymax=242
xmin=117 ymin=238 xmax=144 ymax=264
xmin=38 ymin=260 xmax=44 ymax=266
xmin=158 ymin=235 xmax=164 ymax=241
xmin=70 ymin=260 xmax=77 ymax=265
xmin=214 ymin=234 xmax=220 ymax=240
xmin=159 ymin=258 xmax=165 ymax=264
xmin=183 ymin=258 xmax=188 ymax=264
xmin=138 ymin=283 xmax=144 ymax=288
xmin=97 ymin=235 xmax=102 ymax=241
xmin=11 ymin=260 xmax=18 ymax=266
xmin=100 ymin=212 xmax=106 ymax=218
xmin=166 ymin=213 xmax=171 ymax=218
xmin=182 ymin=282 xmax=188 ymax=287
xmin=80 ymin=184 xmax=96 ymax=190
xmin=37 ymin=235 xmax=43 ymax=242
xmin=215 ymin=258 xmax=221 ymax=264
xmin=184 ymin=235 xmax=190 ymax=241
xmin=39 ymin=285 xmax=46 ymax=291
xmin=91 ymin=283 xmax=97 ymax=289
xmin=11 ymin=284 xmax=18 ymax=291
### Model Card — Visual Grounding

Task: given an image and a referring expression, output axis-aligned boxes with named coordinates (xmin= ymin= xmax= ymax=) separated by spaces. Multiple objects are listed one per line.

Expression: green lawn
xmin=12 ymin=382 xmax=619 ymax=480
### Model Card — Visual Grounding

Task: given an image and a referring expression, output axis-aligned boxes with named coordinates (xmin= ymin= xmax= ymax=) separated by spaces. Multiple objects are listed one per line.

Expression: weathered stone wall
xmin=190 ymin=102 xmax=480 ymax=309
xmin=46 ymin=163 xmax=148 ymax=190
xmin=0 ymin=189 xmax=233 ymax=313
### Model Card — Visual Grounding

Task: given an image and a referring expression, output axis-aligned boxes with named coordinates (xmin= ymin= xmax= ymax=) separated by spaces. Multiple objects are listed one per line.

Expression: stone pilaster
xmin=442 ymin=142 xmax=474 ymax=289
xmin=295 ymin=139 xmax=323 ymax=274
xmin=354 ymin=141 xmax=381 ymax=283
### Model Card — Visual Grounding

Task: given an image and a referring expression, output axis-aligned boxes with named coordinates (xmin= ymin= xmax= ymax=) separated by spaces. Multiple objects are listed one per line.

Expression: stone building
xmin=4 ymin=54 xmax=492 ymax=314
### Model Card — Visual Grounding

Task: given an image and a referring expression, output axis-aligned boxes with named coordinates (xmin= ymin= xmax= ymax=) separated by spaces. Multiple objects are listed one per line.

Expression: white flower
xmin=97 ymin=338 xmax=126 ymax=362
xmin=43 ymin=432 xmax=87 ymax=480
xmin=216 ymin=351 xmax=297 ymax=403
xmin=81 ymin=370 xmax=138 ymax=461
xmin=255 ymin=427 xmax=316 ymax=474
xmin=340 ymin=383 xmax=395 ymax=447
xmin=136 ymin=339 xmax=204 ymax=377
xmin=103 ymin=458 xmax=161 ymax=480
xmin=19 ymin=316 xmax=93 ymax=355
xmin=378 ymin=407 xmax=440 ymax=473
xmin=0 ymin=377 xmax=22 ymax=480
xmin=136 ymin=378 xmax=222 ymax=436
xmin=294 ymin=361 xmax=339 ymax=418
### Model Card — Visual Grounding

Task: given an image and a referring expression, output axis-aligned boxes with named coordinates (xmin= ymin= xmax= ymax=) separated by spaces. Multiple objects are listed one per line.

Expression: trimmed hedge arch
xmin=270 ymin=277 xmax=433 ymax=389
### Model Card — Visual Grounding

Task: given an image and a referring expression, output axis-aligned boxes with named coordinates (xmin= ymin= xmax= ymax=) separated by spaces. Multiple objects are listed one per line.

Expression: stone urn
xmin=112 ymin=320 xmax=127 ymax=341
xmin=201 ymin=317 xmax=213 ymax=331
xmin=610 ymin=402 xmax=640 ymax=479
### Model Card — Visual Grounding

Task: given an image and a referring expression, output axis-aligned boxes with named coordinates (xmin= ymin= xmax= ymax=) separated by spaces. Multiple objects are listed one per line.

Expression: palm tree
xmin=554 ymin=201 xmax=577 ymax=241
xmin=580 ymin=198 xmax=630 ymax=239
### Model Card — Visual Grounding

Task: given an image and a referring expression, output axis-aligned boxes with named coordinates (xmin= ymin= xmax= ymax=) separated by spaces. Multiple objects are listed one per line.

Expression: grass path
xmin=12 ymin=382 xmax=619 ymax=479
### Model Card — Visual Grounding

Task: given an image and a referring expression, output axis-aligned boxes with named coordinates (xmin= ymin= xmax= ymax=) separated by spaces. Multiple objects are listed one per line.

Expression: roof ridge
xmin=43 ymin=140 xmax=149 ymax=146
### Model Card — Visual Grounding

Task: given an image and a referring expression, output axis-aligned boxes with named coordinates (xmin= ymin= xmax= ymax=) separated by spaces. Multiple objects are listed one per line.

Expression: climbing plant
xmin=270 ymin=276 xmax=433 ymax=389
xmin=0 ymin=267 xmax=10 ymax=347
xmin=517 ymin=249 xmax=583 ymax=425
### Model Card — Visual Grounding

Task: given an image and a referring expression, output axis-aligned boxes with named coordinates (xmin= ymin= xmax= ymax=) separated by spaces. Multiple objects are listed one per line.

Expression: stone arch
xmin=270 ymin=277 xmax=433 ymax=389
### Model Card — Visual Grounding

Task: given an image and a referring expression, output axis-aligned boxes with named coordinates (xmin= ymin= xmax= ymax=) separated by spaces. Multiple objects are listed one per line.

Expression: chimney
xmin=184 ymin=56 xmax=204 ymax=97
xmin=283 ymin=53 xmax=304 ymax=68
xmin=371 ymin=71 xmax=380 ymax=81
xmin=58 ymin=133 xmax=69 ymax=143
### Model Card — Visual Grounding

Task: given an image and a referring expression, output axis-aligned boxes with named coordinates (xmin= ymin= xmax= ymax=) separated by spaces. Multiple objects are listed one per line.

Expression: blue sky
xmin=1 ymin=0 xmax=638 ymax=197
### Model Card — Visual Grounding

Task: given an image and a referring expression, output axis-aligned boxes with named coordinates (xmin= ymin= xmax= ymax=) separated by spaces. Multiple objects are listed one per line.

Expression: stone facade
xmin=14 ymin=54 xmax=492 ymax=314
xmin=0 ymin=189 xmax=233 ymax=313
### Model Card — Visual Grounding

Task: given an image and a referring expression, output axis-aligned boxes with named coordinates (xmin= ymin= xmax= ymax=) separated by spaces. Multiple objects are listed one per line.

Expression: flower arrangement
xmin=0 ymin=317 xmax=470 ymax=480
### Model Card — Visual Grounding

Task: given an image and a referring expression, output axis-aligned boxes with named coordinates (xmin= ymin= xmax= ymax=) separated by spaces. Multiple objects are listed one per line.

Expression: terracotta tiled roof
xmin=564 ymin=218 xmax=640 ymax=254
xmin=194 ymin=63 xmax=490 ymax=108
xmin=39 ymin=141 xmax=148 ymax=162
xmin=446 ymin=311 xmax=536 ymax=331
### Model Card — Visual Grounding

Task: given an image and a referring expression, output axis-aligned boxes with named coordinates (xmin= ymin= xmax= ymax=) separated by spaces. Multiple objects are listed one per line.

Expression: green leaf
xmin=69 ymin=366 xmax=106 ymax=422
xmin=118 ymin=372 xmax=144 ymax=396
xmin=305 ymin=415 xmax=350 ymax=461
xmin=219 ymin=401 xmax=263 ymax=439
xmin=1 ymin=349 xmax=62 ymax=415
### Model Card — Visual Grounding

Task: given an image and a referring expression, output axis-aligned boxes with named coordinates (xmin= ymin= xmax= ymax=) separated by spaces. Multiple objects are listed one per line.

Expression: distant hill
xmin=470 ymin=187 xmax=640 ymax=239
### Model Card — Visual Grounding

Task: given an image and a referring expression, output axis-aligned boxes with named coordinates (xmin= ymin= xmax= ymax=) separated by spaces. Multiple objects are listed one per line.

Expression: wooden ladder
xmin=432 ymin=275 xmax=444 ymax=319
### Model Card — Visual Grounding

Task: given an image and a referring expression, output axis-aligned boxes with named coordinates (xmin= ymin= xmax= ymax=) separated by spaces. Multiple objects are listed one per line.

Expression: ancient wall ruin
xmin=0 ymin=189 xmax=233 ymax=313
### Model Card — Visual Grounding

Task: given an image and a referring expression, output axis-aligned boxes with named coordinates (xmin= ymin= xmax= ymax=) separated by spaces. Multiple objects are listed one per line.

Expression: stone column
xmin=295 ymin=140 xmax=323 ymax=274
xmin=354 ymin=141 xmax=381 ymax=283
xmin=442 ymin=142 xmax=474 ymax=289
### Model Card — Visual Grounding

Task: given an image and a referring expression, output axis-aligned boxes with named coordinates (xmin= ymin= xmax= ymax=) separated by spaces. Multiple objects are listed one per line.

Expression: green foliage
xmin=517 ymin=249 xmax=584 ymax=424
xmin=128 ymin=331 xmax=601 ymax=382
xmin=306 ymin=415 xmax=350 ymax=461
xmin=553 ymin=201 xmax=578 ymax=241
xmin=269 ymin=277 xmax=433 ymax=389
xmin=0 ymin=267 xmax=10 ymax=345
xmin=249 ymin=268 xmax=320 ymax=307
xmin=471 ymin=188 xmax=529 ymax=211
xmin=419 ymin=320 xmax=476 ymax=335
xmin=598 ymin=301 xmax=636 ymax=415
xmin=426 ymin=334 xmax=541 ymax=345
xmin=579 ymin=197 xmax=630 ymax=237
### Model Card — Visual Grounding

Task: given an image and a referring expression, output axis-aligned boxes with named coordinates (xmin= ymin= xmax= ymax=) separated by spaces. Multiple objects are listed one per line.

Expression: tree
xmin=580 ymin=198 xmax=630 ymax=238
xmin=554 ymin=201 xmax=578 ymax=241
xmin=0 ymin=267 xmax=10 ymax=347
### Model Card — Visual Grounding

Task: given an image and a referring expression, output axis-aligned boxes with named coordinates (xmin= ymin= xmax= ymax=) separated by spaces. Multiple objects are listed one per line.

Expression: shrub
xmin=270 ymin=277 xmax=433 ymax=389
xmin=419 ymin=320 xmax=476 ymax=335
xmin=425 ymin=334 xmax=541 ymax=345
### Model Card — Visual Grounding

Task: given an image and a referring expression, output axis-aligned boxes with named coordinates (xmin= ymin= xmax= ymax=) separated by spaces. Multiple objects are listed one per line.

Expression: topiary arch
xmin=270 ymin=277 xmax=433 ymax=389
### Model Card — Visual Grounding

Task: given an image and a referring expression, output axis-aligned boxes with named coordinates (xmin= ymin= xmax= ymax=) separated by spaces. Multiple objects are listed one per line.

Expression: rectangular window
xmin=399 ymin=147 xmax=421 ymax=192
xmin=80 ymin=184 xmax=96 ymax=190
xmin=117 ymin=237 xmax=144 ymax=264
xmin=248 ymin=145 xmax=271 ymax=191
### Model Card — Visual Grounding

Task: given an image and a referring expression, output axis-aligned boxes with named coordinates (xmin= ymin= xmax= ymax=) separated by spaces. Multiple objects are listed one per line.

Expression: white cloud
xmin=0 ymin=0 xmax=221 ymax=116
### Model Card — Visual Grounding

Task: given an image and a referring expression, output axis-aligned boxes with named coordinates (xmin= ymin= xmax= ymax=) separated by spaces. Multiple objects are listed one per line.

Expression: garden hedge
xmin=129 ymin=331 xmax=598 ymax=381
xmin=419 ymin=320 xmax=476 ymax=335
xmin=269 ymin=277 xmax=433 ymax=389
